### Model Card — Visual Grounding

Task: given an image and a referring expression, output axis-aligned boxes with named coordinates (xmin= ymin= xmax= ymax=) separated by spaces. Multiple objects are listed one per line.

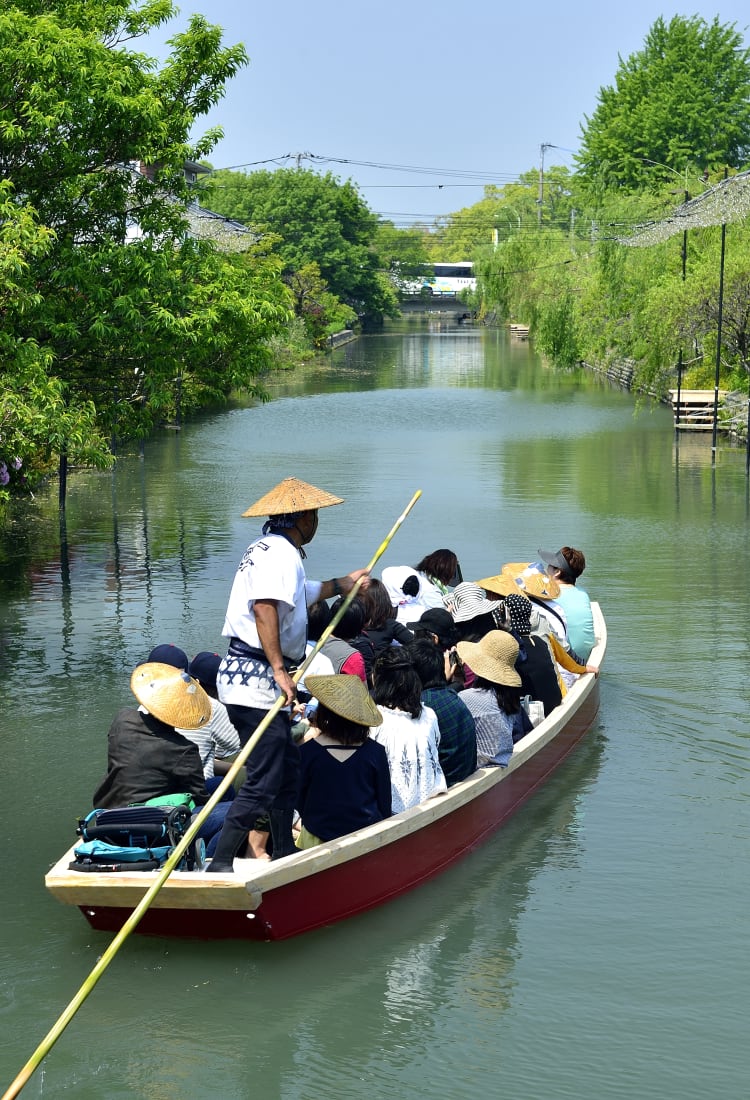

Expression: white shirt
xmin=370 ymin=705 xmax=447 ymax=814
xmin=218 ymin=532 xmax=321 ymax=709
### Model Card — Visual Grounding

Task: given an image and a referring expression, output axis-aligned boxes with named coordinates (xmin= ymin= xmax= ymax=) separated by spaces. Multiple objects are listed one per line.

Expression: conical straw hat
xmin=456 ymin=630 xmax=521 ymax=687
xmin=476 ymin=573 xmax=529 ymax=600
xmin=501 ymin=562 xmax=561 ymax=600
xmin=242 ymin=477 xmax=344 ymax=518
xmin=306 ymin=674 xmax=382 ymax=727
xmin=130 ymin=663 xmax=212 ymax=730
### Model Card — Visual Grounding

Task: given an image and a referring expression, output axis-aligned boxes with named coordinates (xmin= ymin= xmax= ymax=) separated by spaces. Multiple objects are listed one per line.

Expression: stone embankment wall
xmin=581 ymin=356 xmax=749 ymax=441
xmin=581 ymin=357 xmax=665 ymax=401
xmin=328 ymin=329 xmax=356 ymax=349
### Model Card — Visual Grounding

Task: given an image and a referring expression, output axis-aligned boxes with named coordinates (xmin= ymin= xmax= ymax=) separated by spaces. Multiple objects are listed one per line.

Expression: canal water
xmin=1 ymin=316 xmax=748 ymax=1098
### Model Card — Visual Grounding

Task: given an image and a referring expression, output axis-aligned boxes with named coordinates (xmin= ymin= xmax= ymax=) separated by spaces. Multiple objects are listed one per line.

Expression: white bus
xmin=402 ymin=262 xmax=476 ymax=298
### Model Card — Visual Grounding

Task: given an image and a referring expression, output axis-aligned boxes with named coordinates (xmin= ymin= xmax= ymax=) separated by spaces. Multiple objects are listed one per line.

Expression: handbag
xmin=520 ymin=695 xmax=545 ymax=727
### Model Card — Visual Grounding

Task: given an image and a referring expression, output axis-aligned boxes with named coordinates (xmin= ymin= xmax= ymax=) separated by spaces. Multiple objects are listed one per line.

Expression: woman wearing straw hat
xmin=295 ymin=675 xmax=392 ymax=848
xmin=209 ymin=477 xmax=370 ymax=870
xmin=93 ymin=663 xmax=211 ymax=809
xmin=455 ymin=632 xmax=527 ymax=767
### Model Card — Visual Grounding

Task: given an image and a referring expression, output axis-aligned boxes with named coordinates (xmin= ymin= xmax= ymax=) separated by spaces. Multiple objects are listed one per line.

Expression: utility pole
xmin=537 ymin=143 xmax=553 ymax=226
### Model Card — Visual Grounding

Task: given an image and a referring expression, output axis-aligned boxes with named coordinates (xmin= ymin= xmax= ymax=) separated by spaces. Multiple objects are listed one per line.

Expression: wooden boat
xmin=45 ymin=604 xmax=606 ymax=942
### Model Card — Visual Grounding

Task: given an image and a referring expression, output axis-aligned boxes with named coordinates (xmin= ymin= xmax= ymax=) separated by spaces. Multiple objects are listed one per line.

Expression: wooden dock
xmin=668 ymin=389 xmax=726 ymax=431
xmin=509 ymin=323 xmax=530 ymax=339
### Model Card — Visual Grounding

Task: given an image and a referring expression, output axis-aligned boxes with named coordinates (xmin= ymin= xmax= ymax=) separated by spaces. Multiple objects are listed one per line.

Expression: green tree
xmin=577 ymin=16 xmax=750 ymax=191
xmin=286 ymin=262 xmax=357 ymax=347
xmin=374 ymin=220 xmax=431 ymax=291
xmin=0 ymin=181 xmax=111 ymax=499
xmin=206 ymin=167 xmax=399 ymax=324
xmin=1 ymin=1 xmax=292 ymax=501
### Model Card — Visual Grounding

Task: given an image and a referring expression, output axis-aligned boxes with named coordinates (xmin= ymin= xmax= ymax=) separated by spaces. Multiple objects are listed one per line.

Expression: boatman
xmin=207 ymin=477 xmax=370 ymax=871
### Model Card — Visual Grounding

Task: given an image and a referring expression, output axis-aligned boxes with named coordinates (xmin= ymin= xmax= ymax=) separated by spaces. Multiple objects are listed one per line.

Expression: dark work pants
xmin=222 ymin=704 xmax=300 ymax=830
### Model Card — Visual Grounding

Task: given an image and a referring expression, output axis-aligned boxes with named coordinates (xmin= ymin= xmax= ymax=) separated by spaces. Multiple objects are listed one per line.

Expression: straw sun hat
xmin=500 ymin=562 xmax=561 ymax=601
xmin=305 ymin=674 xmax=383 ymax=728
xmin=130 ymin=663 xmax=212 ymax=730
xmin=242 ymin=477 xmax=344 ymax=518
xmin=456 ymin=631 xmax=521 ymax=687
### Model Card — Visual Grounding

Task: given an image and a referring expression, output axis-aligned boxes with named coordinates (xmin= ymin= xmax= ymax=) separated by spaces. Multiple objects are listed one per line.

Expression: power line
xmin=210 ymin=150 xmax=549 ymax=182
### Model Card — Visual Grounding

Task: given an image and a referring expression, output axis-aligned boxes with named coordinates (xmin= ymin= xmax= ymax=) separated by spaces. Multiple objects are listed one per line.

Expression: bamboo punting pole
xmin=2 ymin=490 xmax=422 ymax=1100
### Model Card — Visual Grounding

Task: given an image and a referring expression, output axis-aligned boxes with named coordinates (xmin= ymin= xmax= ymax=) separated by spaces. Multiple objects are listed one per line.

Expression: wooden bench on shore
xmin=509 ymin=323 xmax=530 ymax=339
xmin=668 ymin=389 xmax=726 ymax=431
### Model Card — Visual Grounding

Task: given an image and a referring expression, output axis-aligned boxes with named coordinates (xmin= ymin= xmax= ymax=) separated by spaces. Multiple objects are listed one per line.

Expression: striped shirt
xmin=459 ymin=687 xmax=514 ymax=767
xmin=177 ymin=697 xmax=240 ymax=778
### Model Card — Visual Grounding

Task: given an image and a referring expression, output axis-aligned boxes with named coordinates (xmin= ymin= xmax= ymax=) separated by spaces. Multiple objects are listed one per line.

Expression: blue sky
xmin=147 ymin=2 xmax=750 ymax=224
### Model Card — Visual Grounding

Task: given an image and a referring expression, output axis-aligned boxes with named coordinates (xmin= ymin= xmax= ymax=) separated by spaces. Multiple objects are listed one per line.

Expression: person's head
xmin=306 ymin=673 xmax=382 ymax=744
xmin=414 ymin=549 xmax=460 ymax=587
xmin=330 ymin=596 xmax=366 ymax=641
xmin=447 ymin=582 xmax=502 ymax=624
xmin=130 ymin=662 xmax=211 ymax=729
xmin=147 ymin=644 xmax=188 ymax=670
xmin=408 ymin=637 xmax=447 ymax=690
xmin=188 ymin=651 xmax=222 ymax=697
xmin=360 ymin=578 xmax=396 ymax=629
xmin=307 ymin=600 xmax=333 ymax=643
xmin=537 ymin=547 xmax=585 ymax=585
xmin=560 ymin=546 xmax=586 ymax=582
xmin=407 ymin=607 xmax=458 ymax=650
xmin=241 ymin=477 xmax=345 ymax=547
xmin=456 ymin=630 xmax=520 ymax=688
xmin=371 ymin=647 xmax=423 ymax=719
xmin=456 ymin=630 xmax=522 ymax=715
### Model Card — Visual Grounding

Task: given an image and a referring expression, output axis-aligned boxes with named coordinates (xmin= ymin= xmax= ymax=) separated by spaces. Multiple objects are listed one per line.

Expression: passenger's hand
xmin=446 ymin=648 xmax=465 ymax=685
xmin=585 ymin=664 xmax=599 ymax=677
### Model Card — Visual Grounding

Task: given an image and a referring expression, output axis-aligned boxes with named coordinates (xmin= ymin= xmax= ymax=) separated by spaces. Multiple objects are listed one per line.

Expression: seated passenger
xmin=537 ymin=546 xmax=596 ymax=661
xmin=445 ymin=582 xmax=504 ymax=642
xmin=502 ymin=593 xmax=562 ymax=716
xmin=295 ymin=674 xmax=392 ymax=849
xmin=148 ymin=645 xmax=241 ymax=780
xmin=412 ymin=548 xmax=462 ymax=605
xmin=93 ymin=662 xmax=211 ymax=808
xmin=369 ymin=648 xmax=447 ymax=813
xmin=381 ymin=565 xmax=427 ymax=624
xmin=479 ymin=573 xmax=597 ymax=692
xmin=329 ymin=596 xmax=370 ymax=681
xmin=359 ymin=577 xmax=416 ymax=656
xmin=381 ymin=549 xmax=460 ymax=624
xmin=499 ymin=563 xmax=578 ymax=656
xmin=408 ymin=637 xmax=477 ymax=785
xmin=407 ymin=607 xmax=458 ymax=652
xmin=456 ymin=631 xmax=529 ymax=765
xmin=302 ymin=600 xmax=367 ymax=682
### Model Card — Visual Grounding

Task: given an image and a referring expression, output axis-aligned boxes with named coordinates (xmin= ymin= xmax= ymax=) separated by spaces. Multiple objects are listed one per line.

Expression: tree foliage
xmin=577 ymin=16 xmax=750 ymax=190
xmin=0 ymin=0 xmax=292 ymax=501
xmin=205 ymin=167 xmax=399 ymax=324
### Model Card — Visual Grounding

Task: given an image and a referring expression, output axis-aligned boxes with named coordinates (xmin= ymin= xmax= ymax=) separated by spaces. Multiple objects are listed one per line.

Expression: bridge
xmin=399 ymin=296 xmax=474 ymax=315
